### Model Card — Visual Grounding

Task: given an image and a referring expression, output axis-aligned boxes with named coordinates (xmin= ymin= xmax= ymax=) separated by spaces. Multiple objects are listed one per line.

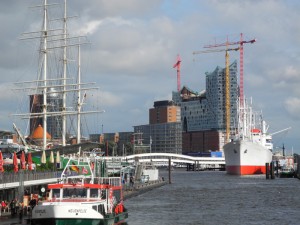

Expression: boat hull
xmin=30 ymin=213 xmax=128 ymax=225
xmin=223 ymin=139 xmax=272 ymax=175
xmin=30 ymin=204 xmax=128 ymax=225
xmin=30 ymin=218 xmax=114 ymax=225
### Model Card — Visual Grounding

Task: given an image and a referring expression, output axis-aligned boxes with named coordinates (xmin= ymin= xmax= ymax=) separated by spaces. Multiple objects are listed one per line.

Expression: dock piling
xmin=266 ymin=163 xmax=270 ymax=179
xmin=168 ymin=157 xmax=172 ymax=184
xmin=270 ymin=162 xmax=275 ymax=179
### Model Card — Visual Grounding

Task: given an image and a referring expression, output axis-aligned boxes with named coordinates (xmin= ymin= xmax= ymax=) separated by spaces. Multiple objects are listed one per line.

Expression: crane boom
xmin=193 ymin=47 xmax=239 ymax=55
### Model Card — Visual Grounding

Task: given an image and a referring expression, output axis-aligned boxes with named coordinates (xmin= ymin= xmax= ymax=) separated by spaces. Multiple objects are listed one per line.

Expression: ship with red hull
xmin=224 ymin=136 xmax=273 ymax=175
xmin=223 ymin=99 xmax=273 ymax=175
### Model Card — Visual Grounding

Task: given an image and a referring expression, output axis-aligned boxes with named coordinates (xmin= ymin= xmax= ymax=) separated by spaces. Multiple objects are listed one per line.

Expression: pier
xmin=0 ymin=172 xmax=167 ymax=225
xmin=0 ymin=169 xmax=168 ymax=208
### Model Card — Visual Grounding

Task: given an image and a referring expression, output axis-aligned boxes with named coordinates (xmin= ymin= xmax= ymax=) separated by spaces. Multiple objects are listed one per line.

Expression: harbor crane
xmin=173 ymin=54 xmax=182 ymax=92
xmin=193 ymin=46 xmax=239 ymax=143
xmin=204 ymin=33 xmax=256 ymax=107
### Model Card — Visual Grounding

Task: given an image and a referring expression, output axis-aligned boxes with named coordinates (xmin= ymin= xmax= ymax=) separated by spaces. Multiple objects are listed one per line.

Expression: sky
xmin=0 ymin=0 xmax=299 ymax=154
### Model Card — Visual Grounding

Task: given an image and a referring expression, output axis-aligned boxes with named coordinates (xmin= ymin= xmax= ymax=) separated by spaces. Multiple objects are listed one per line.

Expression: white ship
xmin=223 ymin=99 xmax=273 ymax=175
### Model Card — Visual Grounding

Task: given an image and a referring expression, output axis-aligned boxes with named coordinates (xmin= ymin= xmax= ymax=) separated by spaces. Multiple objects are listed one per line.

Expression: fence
xmin=0 ymin=171 xmax=60 ymax=185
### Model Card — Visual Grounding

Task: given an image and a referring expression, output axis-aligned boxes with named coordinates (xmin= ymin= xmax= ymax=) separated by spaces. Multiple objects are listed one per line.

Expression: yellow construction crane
xmin=193 ymin=47 xmax=239 ymax=143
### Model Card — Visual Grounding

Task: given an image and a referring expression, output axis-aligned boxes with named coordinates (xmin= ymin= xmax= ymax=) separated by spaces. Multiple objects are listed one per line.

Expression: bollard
xmin=266 ymin=163 xmax=270 ymax=179
xmin=168 ymin=157 xmax=172 ymax=184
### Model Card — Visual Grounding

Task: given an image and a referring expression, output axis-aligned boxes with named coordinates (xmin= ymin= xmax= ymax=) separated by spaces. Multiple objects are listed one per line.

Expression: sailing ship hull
xmin=223 ymin=139 xmax=273 ymax=175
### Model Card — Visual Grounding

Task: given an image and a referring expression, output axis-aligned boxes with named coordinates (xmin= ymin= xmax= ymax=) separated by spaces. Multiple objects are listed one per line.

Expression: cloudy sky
xmin=0 ymin=0 xmax=299 ymax=154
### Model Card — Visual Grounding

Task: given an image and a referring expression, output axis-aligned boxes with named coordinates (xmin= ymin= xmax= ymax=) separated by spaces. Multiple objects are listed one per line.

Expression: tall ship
xmin=13 ymin=0 xmax=101 ymax=152
xmin=223 ymin=99 xmax=273 ymax=175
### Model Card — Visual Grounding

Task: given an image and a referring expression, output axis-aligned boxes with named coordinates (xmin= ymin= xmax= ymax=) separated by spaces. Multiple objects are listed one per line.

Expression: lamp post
xmin=150 ymin=136 xmax=152 ymax=154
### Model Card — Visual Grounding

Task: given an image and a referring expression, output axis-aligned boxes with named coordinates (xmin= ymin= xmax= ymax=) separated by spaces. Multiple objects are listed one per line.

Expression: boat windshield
xmin=63 ymin=188 xmax=87 ymax=198
xmin=90 ymin=188 xmax=99 ymax=198
xmin=52 ymin=189 xmax=61 ymax=198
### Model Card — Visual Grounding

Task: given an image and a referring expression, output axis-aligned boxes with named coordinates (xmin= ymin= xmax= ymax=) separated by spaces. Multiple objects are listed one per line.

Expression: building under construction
xmin=173 ymin=61 xmax=238 ymax=154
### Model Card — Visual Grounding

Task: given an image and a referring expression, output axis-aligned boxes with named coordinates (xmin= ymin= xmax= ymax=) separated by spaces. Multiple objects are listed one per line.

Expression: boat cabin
xmin=47 ymin=177 xmax=122 ymax=202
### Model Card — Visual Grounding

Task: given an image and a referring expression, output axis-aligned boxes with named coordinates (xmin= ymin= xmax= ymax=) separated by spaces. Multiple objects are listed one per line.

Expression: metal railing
xmin=0 ymin=171 xmax=60 ymax=185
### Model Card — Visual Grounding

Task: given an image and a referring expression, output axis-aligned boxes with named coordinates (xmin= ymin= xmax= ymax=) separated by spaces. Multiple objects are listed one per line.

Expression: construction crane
xmin=193 ymin=46 xmax=239 ymax=143
xmin=204 ymin=33 xmax=256 ymax=107
xmin=173 ymin=54 xmax=181 ymax=92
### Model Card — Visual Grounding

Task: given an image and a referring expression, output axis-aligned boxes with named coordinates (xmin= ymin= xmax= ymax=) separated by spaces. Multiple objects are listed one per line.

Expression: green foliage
xmin=36 ymin=161 xmax=56 ymax=171
xmin=125 ymin=142 xmax=133 ymax=155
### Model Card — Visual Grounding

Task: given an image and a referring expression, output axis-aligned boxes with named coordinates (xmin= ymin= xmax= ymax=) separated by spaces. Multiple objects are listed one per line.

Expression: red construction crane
xmin=173 ymin=54 xmax=181 ymax=92
xmin=204 ymin=33 xmax=256 ymax=107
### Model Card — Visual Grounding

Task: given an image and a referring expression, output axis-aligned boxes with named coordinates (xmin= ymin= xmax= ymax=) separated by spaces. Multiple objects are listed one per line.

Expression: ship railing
xmin=97 ymin=177 xmax=121 ymax=187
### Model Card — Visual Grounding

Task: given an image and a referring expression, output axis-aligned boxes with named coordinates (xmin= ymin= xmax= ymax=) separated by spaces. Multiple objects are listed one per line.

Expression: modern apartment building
xmin=134 ymin=100 xmax=182 ymax=154
xmin=149 ymin=100 xmax=181 ymax=124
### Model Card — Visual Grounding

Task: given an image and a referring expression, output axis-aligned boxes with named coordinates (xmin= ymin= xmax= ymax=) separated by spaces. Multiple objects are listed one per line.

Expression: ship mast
xmin=14 ymin=0 xmax=104 ymax=150
xmin=77 ymin=40 xmax=82 ymax=144
xmin=42 ymin=0 xmax=48 ymax=150
xmin=62 ymin=0 xmax=67 ymax=146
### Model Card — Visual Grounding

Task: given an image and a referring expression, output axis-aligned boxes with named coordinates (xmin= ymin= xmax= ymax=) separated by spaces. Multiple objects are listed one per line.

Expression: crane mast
xmin=225 ymin=49 xmax=230 ymax=142
xmin=173 ymin=54 xmax=181 ymax=92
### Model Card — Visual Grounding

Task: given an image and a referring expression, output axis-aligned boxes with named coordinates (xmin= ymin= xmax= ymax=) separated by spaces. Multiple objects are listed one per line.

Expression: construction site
xmin=172 ymin=33 xmax=256 ymax=154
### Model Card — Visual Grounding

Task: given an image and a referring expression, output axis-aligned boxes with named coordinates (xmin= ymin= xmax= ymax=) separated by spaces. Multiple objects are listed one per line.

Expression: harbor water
xmin=126 ymin=169 xmax=300 ymax=225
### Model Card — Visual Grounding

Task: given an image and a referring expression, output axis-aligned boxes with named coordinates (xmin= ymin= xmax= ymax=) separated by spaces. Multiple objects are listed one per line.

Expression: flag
xmin=27 ymin=153 xmax=33 ymax=170
xmin=13 ymin=152 xmax=18 ymax=173
xmin=82 ymin=167 xmax=88 ymax=175
xmin=0 ymin=151 xmax=4 ymax=172
xmin=90 ymin=162 xmax=94 ymax=170
xmin=20 ymin=151 xmax=26 ymax=170
xmin=71 ymin=162 xmax=79 ymax=173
